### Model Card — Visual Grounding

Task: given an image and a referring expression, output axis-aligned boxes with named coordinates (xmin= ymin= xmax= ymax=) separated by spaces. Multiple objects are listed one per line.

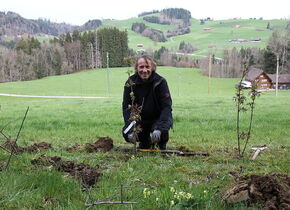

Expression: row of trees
xmin=0 ymin=27 xmax=288 ymax=83
xmin=0 ymin=42 xmax=71 ymax=82
xmin=143 ymin=16 xmax=170 ymax=25
xmin=131 ymin=23 xmax=167 ymax=42
xmin=162 ymin=8 xmax=191 ymax=22
xmin=0 ymin=28 xmax=129 ymax=82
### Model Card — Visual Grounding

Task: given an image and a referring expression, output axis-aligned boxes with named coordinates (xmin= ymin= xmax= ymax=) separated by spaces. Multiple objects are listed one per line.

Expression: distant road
xmin=173 ymin=52 xmax=223 ymax=60
xmin=0 ymin=93 xmax=108 ymax=99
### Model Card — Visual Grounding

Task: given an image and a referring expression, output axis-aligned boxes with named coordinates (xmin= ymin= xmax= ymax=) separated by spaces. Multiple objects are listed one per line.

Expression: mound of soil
xmin=66 ymin=137 xmax=113 ymax=152
xmin=223 ymin=173 xmax=290 ymax=209
xmin=31 ymin=155 xmax=100 ymax=187
xmin=2 ymin=141 xmax=51 ymax=153
xmin=66 ymin=144 xmax=81 ymax=151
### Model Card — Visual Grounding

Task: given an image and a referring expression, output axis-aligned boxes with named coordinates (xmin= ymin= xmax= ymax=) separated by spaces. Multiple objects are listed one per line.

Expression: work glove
xmin=127 ymin=132 xmax=135 ymax=143
xmin=151 ymin=130 xmax=161 ymax=144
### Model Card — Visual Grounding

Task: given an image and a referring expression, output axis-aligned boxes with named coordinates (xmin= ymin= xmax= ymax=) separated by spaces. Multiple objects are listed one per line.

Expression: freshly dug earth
xmin=223 ymin=173 xmax=290 ymax=209
xmin=66 ymin=136 xmax=113 ymax=152
xmin=2 ymin=140 xmax=51 ymax=153
xmin=31 ymin=155 xmax=100 ymax=187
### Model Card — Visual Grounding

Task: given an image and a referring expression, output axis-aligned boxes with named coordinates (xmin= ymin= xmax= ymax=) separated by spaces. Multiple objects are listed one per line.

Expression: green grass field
xmin=0 ymin=67 xmax=289 ymax=209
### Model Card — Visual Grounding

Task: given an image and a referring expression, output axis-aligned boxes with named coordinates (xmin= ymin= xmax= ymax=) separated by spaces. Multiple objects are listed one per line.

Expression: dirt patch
xmin=176 ymin=145 xmax=192 ymax=152
xmin=2 ymin=141 xmax=51 ymax=153
xmin=223 ymin=173 xmax=290 ymax=209
xmin=31 ymin=155 xmax=100 ymax=187
xmin=66 ymin=144 xmax=82 ymax=151
xmin=66 ymin=137 xmax=113 ymax=152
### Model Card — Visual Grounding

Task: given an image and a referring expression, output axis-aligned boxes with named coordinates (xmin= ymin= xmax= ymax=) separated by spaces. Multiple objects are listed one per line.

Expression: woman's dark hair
xmin=134 ymin=55 xmax=156 ymax=72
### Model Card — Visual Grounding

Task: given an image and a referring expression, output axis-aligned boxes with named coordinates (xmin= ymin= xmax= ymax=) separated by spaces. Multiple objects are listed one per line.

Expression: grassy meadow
xmin=0 ymin=67 xmax=289 ymax=209
xmin=101 ymin=17 xmax=288 ymax=56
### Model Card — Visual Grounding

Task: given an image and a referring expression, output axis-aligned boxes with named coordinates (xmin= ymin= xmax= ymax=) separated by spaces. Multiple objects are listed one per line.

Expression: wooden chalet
xmin=268 ymin=74 xmax=290 ymax=89
xmin=246 ymin=67 xmax=272 ymax=89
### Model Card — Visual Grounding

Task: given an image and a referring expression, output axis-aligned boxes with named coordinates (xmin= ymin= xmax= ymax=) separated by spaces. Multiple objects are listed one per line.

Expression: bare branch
xmin=5 ymin=107 xmax=29 ymax=169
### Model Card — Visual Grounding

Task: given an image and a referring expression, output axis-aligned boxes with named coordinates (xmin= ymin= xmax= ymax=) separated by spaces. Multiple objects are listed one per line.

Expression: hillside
xmin=0 ymin=11 xmax=102 ymax=36
xmin=0 ymin=10 xmax=288 ymax=56
xmin=102 ymin=16 xmax=288 ymax=56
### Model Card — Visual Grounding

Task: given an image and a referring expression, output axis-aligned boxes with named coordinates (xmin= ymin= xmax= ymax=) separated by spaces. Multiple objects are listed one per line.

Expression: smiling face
xmin=136 ymin=58 xmax=153 ymax=81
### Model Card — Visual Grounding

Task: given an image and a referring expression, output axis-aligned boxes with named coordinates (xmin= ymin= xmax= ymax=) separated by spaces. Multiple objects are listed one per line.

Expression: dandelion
xmin=143 ymin=188 xmax=149 ymax=198
xmin=174 ymin=194 xmax=180 ymax=200
xmin=186 ymin=193 xmax=193 ymax=199
xmin=143 ymin=188 xmax=155 ymax=198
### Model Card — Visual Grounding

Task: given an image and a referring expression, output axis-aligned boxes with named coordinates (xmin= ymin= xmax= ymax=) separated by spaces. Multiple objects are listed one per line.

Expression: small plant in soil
xmin=234 ymin=65 xmax=261 ymax=157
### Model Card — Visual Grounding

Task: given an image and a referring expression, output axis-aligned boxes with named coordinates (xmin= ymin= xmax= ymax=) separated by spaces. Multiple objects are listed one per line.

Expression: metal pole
xmin=275 ymin=55 xmax=279 ymax=96
xmin=208 ymin=54 xmax=212 ymax=95
xmin=106 ymin=52 xmax=110 ymax=96
xmin=178 ymin=66 xmax=181 ymax=97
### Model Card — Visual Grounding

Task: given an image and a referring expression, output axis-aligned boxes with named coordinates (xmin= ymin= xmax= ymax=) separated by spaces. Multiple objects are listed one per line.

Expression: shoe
xmin=138 ymin=142 xmax=151 ymax=149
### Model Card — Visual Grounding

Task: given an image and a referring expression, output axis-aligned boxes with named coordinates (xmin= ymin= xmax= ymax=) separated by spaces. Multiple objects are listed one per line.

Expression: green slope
xmin=101 ymin=16 xmax=288 ymax=56
xmin=0 ymin=67 xmax=238 ymax=97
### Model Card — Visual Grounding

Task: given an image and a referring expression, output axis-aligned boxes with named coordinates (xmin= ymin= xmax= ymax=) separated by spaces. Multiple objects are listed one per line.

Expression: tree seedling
xmin=234 ymin=65 xmax=260 ymax=157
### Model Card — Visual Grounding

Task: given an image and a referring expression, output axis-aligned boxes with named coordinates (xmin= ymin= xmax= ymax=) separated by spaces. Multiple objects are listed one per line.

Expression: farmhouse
xmin=229 ymin=38 xmax=261 ymax=43
xmin=268 ymin=74 xmax=290 ymax=89
xmin=246 ymin=67 xmax=272 ymax=89
xmin=249 ymin=38 xmax=261 ymax=42
xmin=246 ymin=67 xmax=290 ymax=89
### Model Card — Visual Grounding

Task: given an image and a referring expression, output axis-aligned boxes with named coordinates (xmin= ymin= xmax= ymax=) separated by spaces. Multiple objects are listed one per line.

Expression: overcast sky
xmin=2 ymin=0 xmax=290 ymax=25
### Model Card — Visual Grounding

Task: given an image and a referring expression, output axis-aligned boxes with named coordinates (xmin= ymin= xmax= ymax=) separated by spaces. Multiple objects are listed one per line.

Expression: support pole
xmin=208 ymin=54 xmax=212 ymax=95
xmin=275 ymin=55 xmax=279 ymax=96
xmin=106 ymin=52 xmax=110 ymax=96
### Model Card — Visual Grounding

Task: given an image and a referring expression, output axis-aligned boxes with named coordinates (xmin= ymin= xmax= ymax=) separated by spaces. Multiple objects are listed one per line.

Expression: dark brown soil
xmin=223 ymin=173 xmax=290 ymax=209
xmin=31 ymin=155 xmax=100 ymax=187
xmin=2 ymin=140 xmax=51 ymax=153
xmin=66 ymin=137 xmax=113 ymax=152
xmin=66 ymin=144 xmax=81 ymax=151
xmin=176 ymin=145 xmax=192 ymax=152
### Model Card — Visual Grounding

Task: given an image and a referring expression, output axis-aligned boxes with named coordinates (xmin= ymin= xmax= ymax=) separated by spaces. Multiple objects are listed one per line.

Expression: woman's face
xmin=136 ymin=58 xmax=153 ymax=81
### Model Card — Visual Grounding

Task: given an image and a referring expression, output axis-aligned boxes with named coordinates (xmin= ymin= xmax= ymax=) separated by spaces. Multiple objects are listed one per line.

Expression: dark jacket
xmin=122 ymin=71 xmax=173 ymax=132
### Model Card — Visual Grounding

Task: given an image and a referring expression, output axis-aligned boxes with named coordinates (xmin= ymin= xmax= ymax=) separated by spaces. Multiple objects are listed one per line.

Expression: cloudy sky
xmin=2 ymin=0 xmax=290 ymax=25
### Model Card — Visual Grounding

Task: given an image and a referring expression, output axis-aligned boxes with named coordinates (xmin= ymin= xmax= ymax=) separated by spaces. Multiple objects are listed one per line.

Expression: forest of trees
xmin=161 ymin=8 xmax=191 ymax=26
xmin=138 ymin=10 xmax=160 ymax=17
xmin=1 ymin=28 xmax=288 ymax=83
xmin=131 ymin=23 xmax=167 ymax=42
xmin=143 ymin=16 xmax=170 ymax=25
xmin=0 ymin=27 xmax=129 ymax=82
xmin=0 ymin=11 xmax=102 ymax=36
